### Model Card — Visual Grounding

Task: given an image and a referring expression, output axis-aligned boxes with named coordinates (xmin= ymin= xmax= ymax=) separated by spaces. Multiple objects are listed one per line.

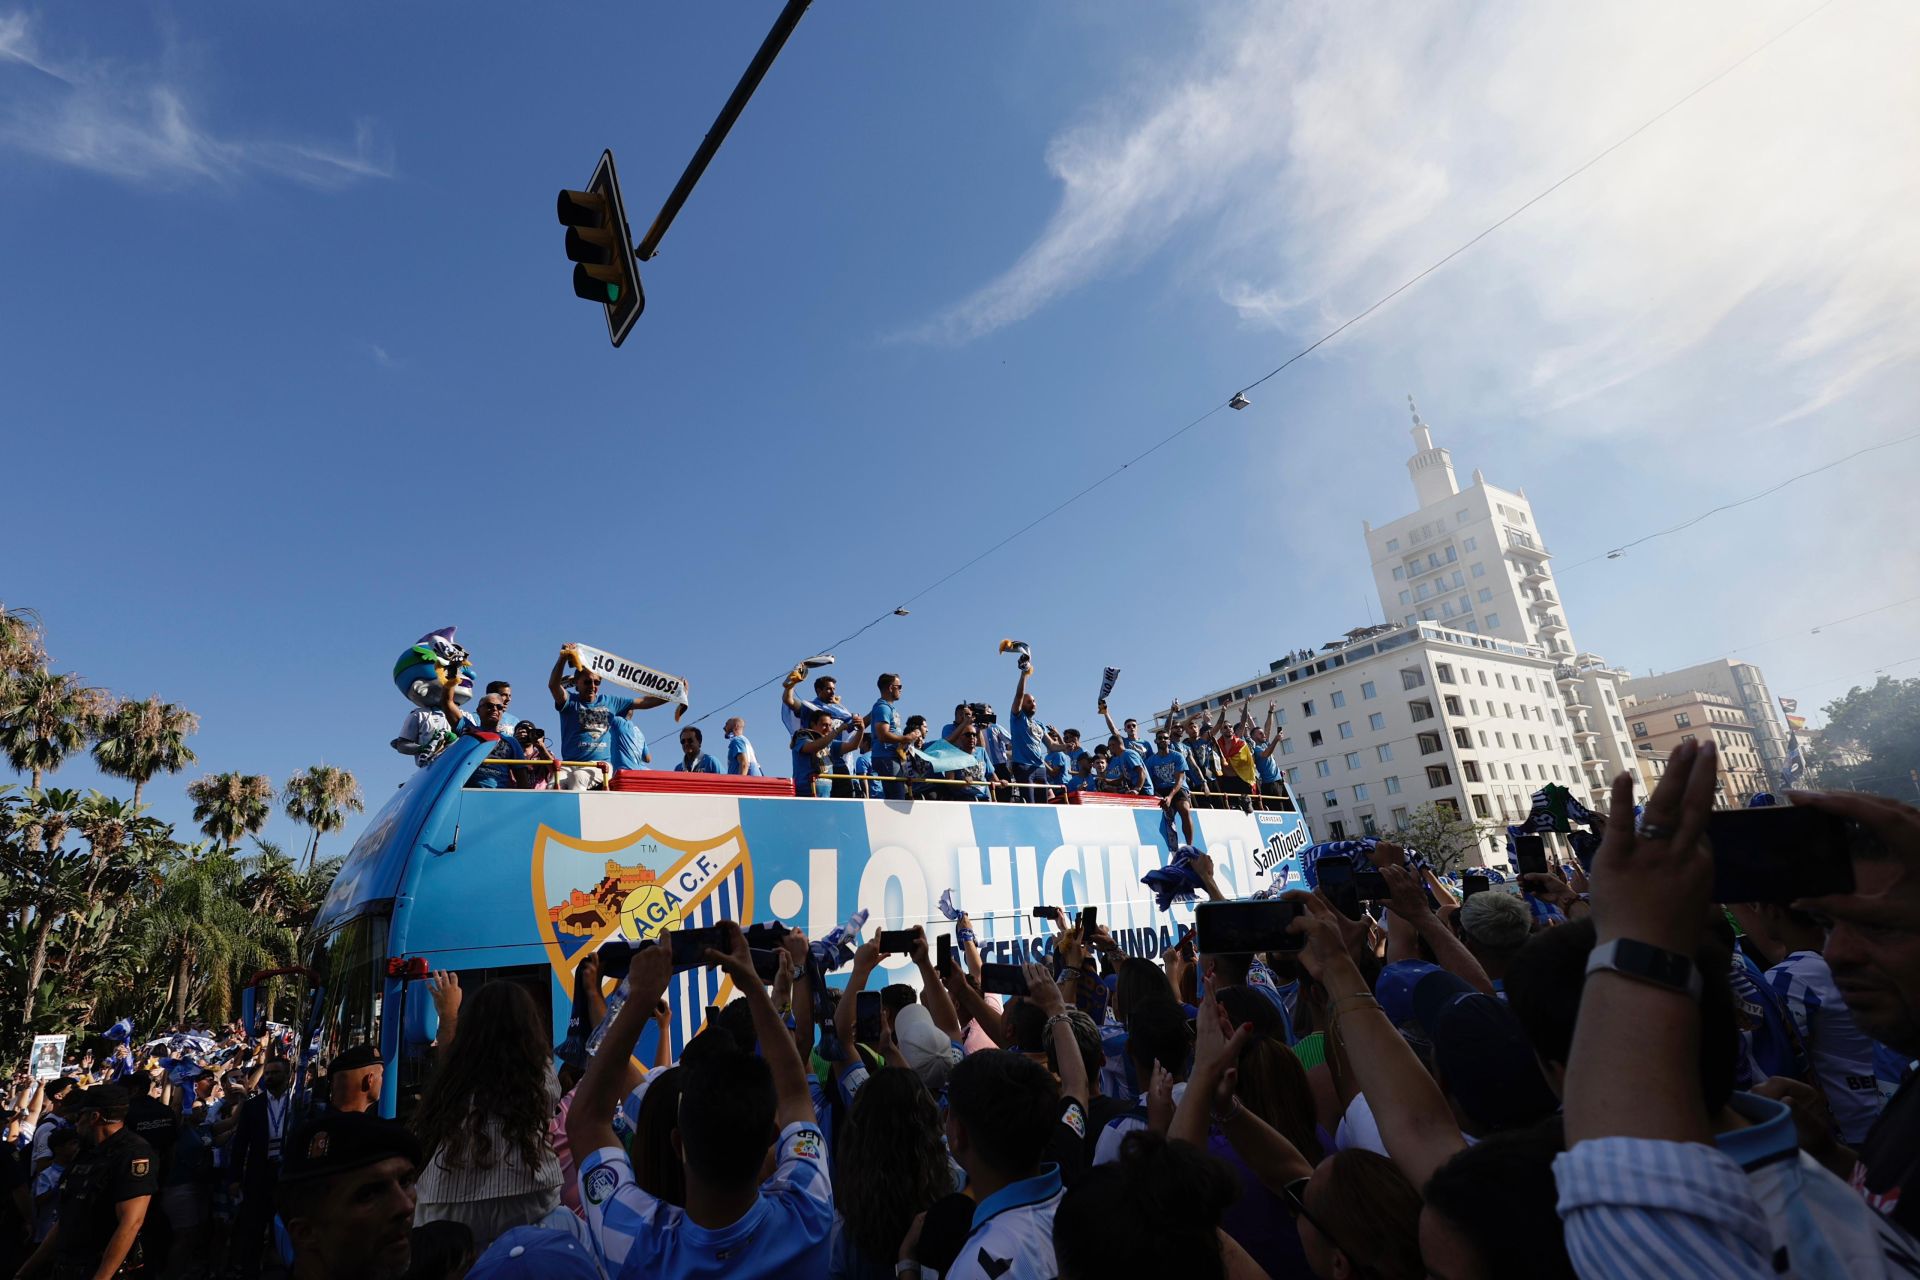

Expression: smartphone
xmin=1076 ymin=905 xmax=1098 ymax=933
xmin=1462 ymin=872 xmax=1490 ymax=899
xmin=1513 ymin=834 xmax=1549 ymax=877
xmin=1315 ymin=855 xmax=1364 ymax=921
xmin=1195 ymin=900 xmax=1308 ymax=954
xmin=596 ymin=938 xmax=634 ymax=974
xmin=979 ymin=963 xmax=1031 ymax=997
xmin=936 ymin=934 xmax=954 ymax=978
xmin=1175 ymin=923 xmax=1196 ymax=960
xmin=744 ymin=922 xmax=791 ymax=951
xmin=1707 ymin=807 xmax=1854 ymax=904
xmin=703 ymin=1004 xmax=721 ymax=1025
xmin=1352 ymin=867 xmax=1390 ymax=902
xmin=750 ymin=948 xmax=783 ymax=982
xmin=876 ymin=929 xmax=918 ymax=955
xmin=670 ymin=926 xmax=728 ymax=970
xmin=855 ymin=989 xmax=882 ymax=1023
xmin=1031 ymin=906 xmax=1064 ymax=925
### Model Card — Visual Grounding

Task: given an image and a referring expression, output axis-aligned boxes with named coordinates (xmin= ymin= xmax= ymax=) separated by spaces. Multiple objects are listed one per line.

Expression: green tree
xmin=135 ymin=846 xmax=291 ymax=1026
xmin=91 ymin=696 xmax=199 ymax=807
xmin=1810 ymin=675 xmax=1920 ymax=795
xmin=0 ymin=604 xmax=44 ymax=681
xmin=186 ymin=773 xmax=274 ymax=852
xmin=1 ymin=788 xmax=93 ymax=1028
xmin=282 ymin=765 xmax=364 ymax=866
xmin=0 ymin=669 xmax=104 ymax=789
xmin=1393 ymin=800 xmax=1504 ymax=874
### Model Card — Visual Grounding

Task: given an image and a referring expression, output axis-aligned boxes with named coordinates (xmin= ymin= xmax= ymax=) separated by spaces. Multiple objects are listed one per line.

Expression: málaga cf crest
xmin=532 ymin=822 xmax=755 ymax=1063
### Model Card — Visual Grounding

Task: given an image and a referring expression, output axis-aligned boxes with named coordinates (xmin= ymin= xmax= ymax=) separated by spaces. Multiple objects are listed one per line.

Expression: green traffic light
xmin=607 ymin=283 xmax=621 ymax=303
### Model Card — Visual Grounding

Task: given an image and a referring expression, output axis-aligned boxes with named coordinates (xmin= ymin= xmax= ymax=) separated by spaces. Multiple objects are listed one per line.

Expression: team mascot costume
xmin=390 ymin=626 xmax=474 ymax=766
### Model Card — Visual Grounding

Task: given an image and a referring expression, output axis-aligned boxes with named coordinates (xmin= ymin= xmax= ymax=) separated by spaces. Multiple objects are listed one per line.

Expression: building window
xmin=1441 ymin=600 xmax=1455 ymax=619
xmin=1485 ymin=612 xmax=1500 ymax=629
xmin=1495 ymin=673 xmax=1505 ymax=688
xmin=1453 ymin=727 xmax=1473 ymax=749
xmin=1360 ymin=811 xmax=1379 ymax=836
xmin=1280 ymin=738 xmax=1295 ymax=755
xmin=1462 ymin=760 xmax=1483 ymax=782
xmin=1521 ymin=763 xmax=1532 ymax=779
xmin=1674 ymin=712 xmax=1692 ymax=728
xmin=1409 ymin=700 xmax=1434 ymax=722
xmin=1361 ymin=682 xmax=1377 ymax=700
xmin=1387 ymin=538 xmax=1400 ymax=551
xmin=1681 ymin=733 xmax=1696 ymax=743
xmin=1315 ymin=759 xmax=1332 ymax=777
xmin=1529 ymin=734 xmax=1539 ymax=749
xmin=1477 ymin=670 xmax=1488 ymax=686
xmin=1275 ymin=708 xmax=1287 ymax=726
xmin=1377 ymin=744 xmax=1394 ymax=763
xmin=1436 ymin=663 xmax=1456 ymax=684
xmin=1287 ymin=768 xmax=1300 ymax=785
xmin=1478 ymin=731 xmax=1488 ymax=747
xmin=1418 ymin=732 xmax=1444 ymax=755
xmin=1331 ymin=690 xmax=1346 ymax=709
xmin=1444 ymin=695 xmax=1463 ymax=715
xmin=1402 ymin=669 xmax=1425 ymax=690
xmin=1463 ymin=536 xmax=1477 ymax=551
xmin=1503 ymin=763 xmax=1515 ymax=779
xmin=1368 ymin=713 xmax=1385 ymax=731
xmin=1495 ymin=732 xmax=1506 ymax=747
xmin=1309 ymin=730 xmax=1324 ymax=747
xmin=1338 ymin=721 xmax=1354 ymax=740
xmin=1478 ymin=588 xmax=1493 ymax=603
xmin=1471 ymin=794 xmax=1492 ymax=819
xmin=1328 ymin=819 xmax=1347 ymax=838
xmin=1435 ymin=797 xmax=1461 ymax=817
xmin=1390 ymin=805 xmax=1409 ymax=827
xmin=1399 ymin=590 xmax=1411 ymax=605
xmin=1354 ymin=783 xmax=1370 ymax=802
xmin=1416 ymin=583 xmax=1432 ymax=602
xmin=1323 ymin=791 xmax=1339 ymax=810
xmin=1426 ymin=764 xmax=1453 ymax=788
xmin=1392 ymin=566 xmax=1406 ymax=581
xmin=1445 ymin=546 xmax=1458 ymax=563
xmin=1345 ymin=752 xmax=1362 ymax=770
xmin=1302 ymin=700 xmax=1316 ymax=717
xmin=1604 ymin=687 xmax=1616 ymax=704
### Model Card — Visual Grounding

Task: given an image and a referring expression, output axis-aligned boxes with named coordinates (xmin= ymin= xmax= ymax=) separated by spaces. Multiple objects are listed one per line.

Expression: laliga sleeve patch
xmin=787 ymin=1128 xmax=824 ymax=1161
xmin=1062 ymin=1101 xmax=1086 ymax=1140
xmin=583 ymin=1164 xmax=619 ymax=1206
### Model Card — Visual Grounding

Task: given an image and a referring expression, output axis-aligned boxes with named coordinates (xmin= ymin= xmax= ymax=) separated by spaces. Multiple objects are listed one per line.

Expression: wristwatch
xmin=1585 ymin=938 xmax=1702 ymax=1000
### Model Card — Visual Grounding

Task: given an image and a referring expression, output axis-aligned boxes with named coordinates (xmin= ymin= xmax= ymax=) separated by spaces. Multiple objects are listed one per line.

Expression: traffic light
xmin=557 ymin=150 xmax=643 ymax=347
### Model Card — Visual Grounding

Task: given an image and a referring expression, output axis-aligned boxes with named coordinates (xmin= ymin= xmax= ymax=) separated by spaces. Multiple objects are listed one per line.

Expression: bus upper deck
xmin=303 ymin=735 xmax=1312 ymax=1115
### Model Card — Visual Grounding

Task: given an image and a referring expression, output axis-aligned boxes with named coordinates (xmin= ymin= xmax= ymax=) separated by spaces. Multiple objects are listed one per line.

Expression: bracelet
xmin=1045 ymin=1014 xmax=1074 ymax=1031
xmin=1058 ymin=966 xmax=1082 ymax=980
xmin=956 ymin=929 xmax=976 ymax=944
xmin=1211 ymin=1093 xmax=1242 ymax=1124
xmin=1330 ymin=995 xmax=1381 ymax=1020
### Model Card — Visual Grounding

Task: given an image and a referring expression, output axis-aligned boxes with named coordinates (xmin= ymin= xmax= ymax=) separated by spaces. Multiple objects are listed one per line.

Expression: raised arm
xmin=549 ymin=647 xmax=574 ymax=710
xmin=1099 ymin=701 xmax=1120 ymax=740
xmin=1175 ymin=991 xmax=1315 ymax=1189
xmin=705 ymin=922 xmax=814 ymax=1128
xmin=779 ymin=932 xmax=815 ymax=1064
xmin=1288 ymin=891 xmax=1465 ymax=1187
xmin=567 ymin=941 xmax=674 ymax=1158
xmin=428 ymin=971 xmax=463 ymax=1066
xmin=1025 ymin=964 xmax=1087 ymax=1109
xmin=1380 ymin=863 xmax=1493 ymax=995
xmin=1014 ymin=665 xmax=1032 ymax=713
xmin=835 ymin=939 xmax=881 ymax=1067
xmin=908 ymin=927 xmax=963 ymax=1041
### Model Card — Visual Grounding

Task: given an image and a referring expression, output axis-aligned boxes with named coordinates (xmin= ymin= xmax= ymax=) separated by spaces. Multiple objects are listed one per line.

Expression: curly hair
xmin=411 ymin=980 xmax=554 ymax=1175
xmin=837 ymin=1068 xmax=952 ymax=1263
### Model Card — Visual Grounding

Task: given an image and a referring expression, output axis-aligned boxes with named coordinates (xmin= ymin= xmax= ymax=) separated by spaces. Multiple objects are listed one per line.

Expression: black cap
xmin=279 ymin=1113 xmax=421 ymax=1184
xmin=327 ymin=1043 xmax=381 ymax=1074
xmin=76 ymin=1085 xmax=129 ymax=1118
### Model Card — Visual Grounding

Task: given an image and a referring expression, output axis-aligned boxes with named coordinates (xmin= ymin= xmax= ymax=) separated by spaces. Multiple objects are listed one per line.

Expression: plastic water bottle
xmin=585 ymin=977 xmax=629 ymax=1056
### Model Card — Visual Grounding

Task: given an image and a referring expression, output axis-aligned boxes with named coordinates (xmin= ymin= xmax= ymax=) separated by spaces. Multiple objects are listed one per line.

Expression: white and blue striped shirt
xmin=1767 ymin=950 xmax=1889 ymax=1145
xmin=1555 ymin=1138 xmax=1775 ymax=1280
xmin=945 ymin=1164 xmax=1064 ymax=1280
xmin=578 ymin=1121 xmax=832 ymax=1278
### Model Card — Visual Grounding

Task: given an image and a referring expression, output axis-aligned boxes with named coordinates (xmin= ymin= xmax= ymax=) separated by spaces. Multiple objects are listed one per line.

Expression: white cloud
xmin=911 ymin=0 xmax=1920 ymax=428
xmin=0 ymin=12 xmax=391 ymax=189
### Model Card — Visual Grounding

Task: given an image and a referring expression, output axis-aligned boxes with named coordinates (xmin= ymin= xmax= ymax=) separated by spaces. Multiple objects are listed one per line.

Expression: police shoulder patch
xmin=129 ymin=1157 xmax=150 ymax=1178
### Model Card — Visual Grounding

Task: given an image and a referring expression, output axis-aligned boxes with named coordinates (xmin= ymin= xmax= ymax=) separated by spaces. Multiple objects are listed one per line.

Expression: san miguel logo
xmin=532 ymin=822 xmax=754 ymax=1061
xmin=1255 ymin=820 xmax=1310 ymax=875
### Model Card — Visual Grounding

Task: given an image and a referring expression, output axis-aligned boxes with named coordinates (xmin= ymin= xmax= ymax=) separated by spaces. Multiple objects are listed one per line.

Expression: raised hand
xmin=1589 ymin=740 xmax=1718 ymax=953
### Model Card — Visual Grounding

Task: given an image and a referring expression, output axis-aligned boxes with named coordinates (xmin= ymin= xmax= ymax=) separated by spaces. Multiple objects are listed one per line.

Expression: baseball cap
xmin=76 ymin=1085 xmax=130 ymax=1118
xmin=279 ymin=1113 xmax=421 ymax=1184
xmin=1412 ymin=971 xmax=1559 ymax=1132
xmin=893 ymin=1005 xmax=956 ymax=1092
xmin=327 ymin=1043 xmax=381 ymax=1074
xmin=1374 ymin=960 xmax=1445 ymax=1028
xmin=467 ymin=1226 xmax=601 ymax=1280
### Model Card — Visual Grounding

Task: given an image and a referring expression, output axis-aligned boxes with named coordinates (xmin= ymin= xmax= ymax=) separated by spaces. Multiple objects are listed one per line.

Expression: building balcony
xmin=1536 ymin=615 xmax=1568 ymax=634
xmin=1574 ymin=725 xmax=1601 ymax=740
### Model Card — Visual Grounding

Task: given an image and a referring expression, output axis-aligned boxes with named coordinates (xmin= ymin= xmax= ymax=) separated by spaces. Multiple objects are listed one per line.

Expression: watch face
xmin=1617 ymin=938 xmax=1694 ymax=989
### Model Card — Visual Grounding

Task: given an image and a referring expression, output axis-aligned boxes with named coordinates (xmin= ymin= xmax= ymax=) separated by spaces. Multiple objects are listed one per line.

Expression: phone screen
xmin=1193 ymin=900 xmax=1308 ymax=954
xmin=1706 ymin=807 xmax=1854 ymax=903
xmin=936 ymin=934 xmax=953 ymax=977
xmin=1352 ymin=867 xmax=1390 ymax=902
xmin=670 ymin=926 xmax=727 ymax=970
xmin=1315 ymin=855 xmax=1364 ymax=921
xmin=1513 ymin=834 xmax=1549 ymax=877
xmin=979 ymin=963 xmax=1031 ymax=996
xmin=1462 ymin=873 xmax=1490 ymax=899
xmin=876 ymin=930 xmax=917 ymax=955
xmin=1076 ymin=905 xmax=1098 ymax=932
xmin=596 ymin=939 xmax=634 ymax=974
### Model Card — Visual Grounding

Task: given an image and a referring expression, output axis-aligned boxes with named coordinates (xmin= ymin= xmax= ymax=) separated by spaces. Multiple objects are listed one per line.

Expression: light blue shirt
xmin=725 ymin=734 xmax=763 ymax=776
xmin=1009 ymin=711 xmax=1048 ymax=767
xmin=869 ymin=699 xmax=902 ymax=762
xmin=673 ymin=754 xmax=719 ymax=774
xmin=1554 ymin=1137 xmax=1774 ymax=1280
xmin=561 ymin=692 xmax=638 ymax=764
xmin=610 ymin=715 xmax=650 ymax=772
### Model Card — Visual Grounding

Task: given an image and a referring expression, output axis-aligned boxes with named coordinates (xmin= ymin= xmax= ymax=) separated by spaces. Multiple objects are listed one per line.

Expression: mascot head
xmin=392 ymin=626 xmax=474 ymax=710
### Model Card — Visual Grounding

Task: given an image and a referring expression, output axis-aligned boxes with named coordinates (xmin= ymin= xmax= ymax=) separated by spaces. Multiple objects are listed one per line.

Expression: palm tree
xmin=186 ymin=773 xmax=273 ymax=852
xmin=2 ymin=788 xmax=91 ymax=1026
xmin=92 ymin=696 xmax=199 ymax=807
xmin=0 ymin=669 xmax=104 ymax=789
xmin=0 ymin=604 xmax=45 ymax=680
xmin=282 ymin=765 xmax=364 ymax=867
xmin=135 ymin=847 xmax=290 ymax=1025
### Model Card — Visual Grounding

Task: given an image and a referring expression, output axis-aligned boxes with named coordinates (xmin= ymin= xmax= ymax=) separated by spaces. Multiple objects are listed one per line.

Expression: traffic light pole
xmin=635 ymin=0 xmax=813 ymax=262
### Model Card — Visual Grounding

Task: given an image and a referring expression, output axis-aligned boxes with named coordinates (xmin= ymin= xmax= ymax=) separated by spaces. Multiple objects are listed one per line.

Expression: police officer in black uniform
xmin=13 ymin=1085 xmax=157 ymax=1280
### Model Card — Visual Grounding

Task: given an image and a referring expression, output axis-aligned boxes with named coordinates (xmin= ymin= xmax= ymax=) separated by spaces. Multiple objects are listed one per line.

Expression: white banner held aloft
xmin=30 ymin=1035 xmax=66 ymax=1081
xmin=1098 ymin=666 xmax=1121 ymax=704
xmin=570 ymin=643 xmax=691 ymax=711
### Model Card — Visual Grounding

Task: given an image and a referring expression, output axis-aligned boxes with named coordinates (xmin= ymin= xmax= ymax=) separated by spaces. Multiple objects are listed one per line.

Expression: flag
xmin=1098 ymin=667 xmax=1121 ymax=704
xmin=1778 ymin=697 xmax=1799 ymax=713
xmin=1785 ymin=714 xmax=1807 ymax=732
xmin=1783 ymin=733 xmax=1807 ymax=786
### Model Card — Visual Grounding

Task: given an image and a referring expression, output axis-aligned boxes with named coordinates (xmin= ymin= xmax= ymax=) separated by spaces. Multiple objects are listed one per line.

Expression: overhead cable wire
xmin=682 ymin=0 xmax=1842 ymax=727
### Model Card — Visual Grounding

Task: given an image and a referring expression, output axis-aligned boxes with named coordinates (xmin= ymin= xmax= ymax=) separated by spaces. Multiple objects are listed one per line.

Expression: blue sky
xmin=5 ymin=0 xmax=1918 ymax=854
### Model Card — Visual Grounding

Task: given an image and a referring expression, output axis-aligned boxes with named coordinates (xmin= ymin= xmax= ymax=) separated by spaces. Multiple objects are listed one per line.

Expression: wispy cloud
xmin=366 ymin=342 xmax=402 ymax=370
xmin=0 ymin=11 xmax=391 ymax=189
xmin=909 ymin=0 xmax=1920 ymax=424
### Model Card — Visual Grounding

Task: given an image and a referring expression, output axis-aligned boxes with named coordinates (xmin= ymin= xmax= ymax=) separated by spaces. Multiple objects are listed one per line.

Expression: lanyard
xmin=266 ymin=1095 xmax=289 ymax=1143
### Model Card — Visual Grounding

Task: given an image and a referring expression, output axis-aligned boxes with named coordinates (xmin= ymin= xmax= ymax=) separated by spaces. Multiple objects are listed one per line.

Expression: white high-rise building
xmin=1361 ymin=400 xmax=1641 ymax=804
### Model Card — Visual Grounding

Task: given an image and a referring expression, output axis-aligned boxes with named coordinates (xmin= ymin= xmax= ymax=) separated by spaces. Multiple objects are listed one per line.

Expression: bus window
xmin=311 ymin=914 xmax=387 ymax=1068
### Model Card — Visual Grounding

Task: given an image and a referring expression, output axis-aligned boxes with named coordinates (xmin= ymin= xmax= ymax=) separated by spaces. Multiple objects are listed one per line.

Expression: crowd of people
xmin=8 ymin=741 xmax=1920 ymax=1278
xmin=436 ymin=648 xmax=1295 ymax=824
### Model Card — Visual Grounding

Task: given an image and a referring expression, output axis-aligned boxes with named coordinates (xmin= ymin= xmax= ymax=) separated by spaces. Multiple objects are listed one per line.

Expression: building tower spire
xmin=1404 ymin=394 xmax=1459 ymax=506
